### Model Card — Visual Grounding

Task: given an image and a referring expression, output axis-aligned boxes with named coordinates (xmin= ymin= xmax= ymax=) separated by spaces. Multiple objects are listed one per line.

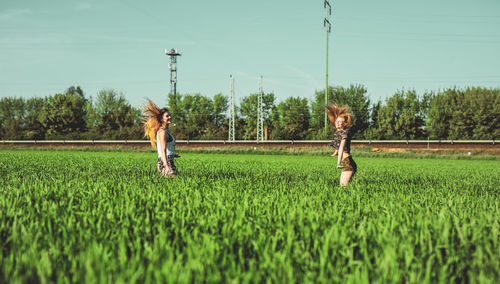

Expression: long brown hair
xmin=142 ymin=99 xmax=169 ymax=147
xmin=325 ymin=104 xmax=352 ymax=127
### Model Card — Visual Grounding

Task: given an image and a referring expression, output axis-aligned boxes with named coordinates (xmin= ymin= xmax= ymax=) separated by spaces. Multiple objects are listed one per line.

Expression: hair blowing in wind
xmin=142 ymin=99 xmax=163 ymax=147
xmin=326 ymin=104 xmax=352 ymax=127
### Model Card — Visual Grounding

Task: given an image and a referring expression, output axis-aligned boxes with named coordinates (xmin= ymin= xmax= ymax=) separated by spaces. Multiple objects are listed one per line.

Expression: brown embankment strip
xmin=0 ymin=141 xmax=497 ymax=150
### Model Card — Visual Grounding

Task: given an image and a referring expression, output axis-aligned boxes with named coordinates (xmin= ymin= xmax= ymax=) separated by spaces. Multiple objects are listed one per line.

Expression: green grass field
xmin=0 ymin=150 xmax=498 ymax=283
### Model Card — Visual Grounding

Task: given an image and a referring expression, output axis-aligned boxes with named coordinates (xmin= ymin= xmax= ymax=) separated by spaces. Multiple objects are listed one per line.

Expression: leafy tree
xmin=233 ymin=105 xmax=246 ymax=140
xmin=376 ymin=89 xmax=426 ymax=139
xmin=212 ymin=93 xmax=229 ymax=129
xmin=271 ymin=97 xmax=310 ymax=140
xmin=469 ymin=87 xmax=500 ymax=139
xmin=179 ymin=94 xmax=212 ymax=139
xmin=167 ymin=93 xmax=229 ymax=140
xmin=83 ymin=100 xmax=99 ymax=139
xmin=92 ymin=89 xmax=142 ymax=139
xmin=239 ymin=93 xmax=275 ymax=140
xmin=39 ymin=93 xmax=87 ymax=139
xmin=310 ymin=84 xmax=370 ymax=139
xmin=426 ymin=91 xmax=453 ymax=139
xmin=371 ymin=101 xmax=381 ymax=128
xmin=365 ymin=100 xmax=382 ymax=140
xmin=427 ymin=87 xmax=499 ymax=139
xmin=24 ymin=97 xmax=46 ymax=139
xmin=0 ymin=97 xmax=25 ymax=139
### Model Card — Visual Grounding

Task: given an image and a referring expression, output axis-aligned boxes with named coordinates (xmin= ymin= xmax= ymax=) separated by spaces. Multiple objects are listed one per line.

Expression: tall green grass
xmin=0 ymin=150 xmax=498 ymax=283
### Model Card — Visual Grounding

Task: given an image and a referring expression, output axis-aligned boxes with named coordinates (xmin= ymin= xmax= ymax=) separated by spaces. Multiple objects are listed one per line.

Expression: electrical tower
xmin=324 ymin=0 xmax=332 ymax=131
xmin=165 ymin=48 xmax=181 ymax=101
xmin=228 ymin=75 xmax=235 ymax=142
xmin=256 ymin=76 xmax=264 ymax=142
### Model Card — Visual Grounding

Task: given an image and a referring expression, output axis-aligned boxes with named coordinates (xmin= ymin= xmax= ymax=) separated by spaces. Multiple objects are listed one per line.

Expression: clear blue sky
xmin=1 ymin=0 xmax=499 ymax=108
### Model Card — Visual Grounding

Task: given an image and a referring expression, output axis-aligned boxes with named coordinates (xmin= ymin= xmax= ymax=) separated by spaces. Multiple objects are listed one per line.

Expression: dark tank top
xmin=332 ymin=128 xmax=352 ymax=154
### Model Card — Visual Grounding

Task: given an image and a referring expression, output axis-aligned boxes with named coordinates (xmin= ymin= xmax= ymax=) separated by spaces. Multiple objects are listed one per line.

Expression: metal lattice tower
xmin=228 ymin=75 xmax=235 ymax=142
xmin=324 ymin=0 xmax=332 ymax=131
xmin=256 ymin=76 xmax=264 ymax=142
xmin=165 ymin=48 xmax=181 ymax=101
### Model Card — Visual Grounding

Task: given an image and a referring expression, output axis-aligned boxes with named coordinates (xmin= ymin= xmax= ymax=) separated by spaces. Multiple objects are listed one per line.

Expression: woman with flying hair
xmin=143 ymin=100 xmax=179 ymax=178
xmin=326 ymin=104 xmax=357 ymax=186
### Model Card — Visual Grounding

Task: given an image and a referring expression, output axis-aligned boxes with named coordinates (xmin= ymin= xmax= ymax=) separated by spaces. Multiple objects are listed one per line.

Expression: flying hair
xmin=325 ymin=104 xmax=352 ymax=127
xmin=142 ymin=99 xmax=168 ymax=148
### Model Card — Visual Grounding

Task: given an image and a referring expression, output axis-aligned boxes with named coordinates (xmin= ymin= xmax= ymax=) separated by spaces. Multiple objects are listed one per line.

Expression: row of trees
xmin=0 ymin=86 xmax=498 ymax=140
xmin=0 ymin=87 xmax=142 ymax=140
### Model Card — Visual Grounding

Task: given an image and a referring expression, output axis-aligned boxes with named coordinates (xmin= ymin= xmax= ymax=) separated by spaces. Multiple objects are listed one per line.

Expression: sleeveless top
xmin=156 ymin=128 xmax=176 ymax=157
xmin=332 ymin=128 xmax=352 ymax=154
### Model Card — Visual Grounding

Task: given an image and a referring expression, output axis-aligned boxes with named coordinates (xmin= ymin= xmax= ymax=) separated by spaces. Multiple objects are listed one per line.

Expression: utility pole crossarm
xmin=324 ymin=18 xmax=331 ymax=32
xmin=324 ymin=0 xmax=331 ymax=13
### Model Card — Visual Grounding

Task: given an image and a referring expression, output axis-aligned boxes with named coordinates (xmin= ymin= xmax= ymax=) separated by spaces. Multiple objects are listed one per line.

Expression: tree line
xmin=0 ymin=85 xmax=498 ymax=140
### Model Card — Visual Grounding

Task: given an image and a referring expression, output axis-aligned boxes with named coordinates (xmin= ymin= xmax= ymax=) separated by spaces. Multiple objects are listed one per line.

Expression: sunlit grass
xmin=0 ymin=150 xmax=498 ymax=283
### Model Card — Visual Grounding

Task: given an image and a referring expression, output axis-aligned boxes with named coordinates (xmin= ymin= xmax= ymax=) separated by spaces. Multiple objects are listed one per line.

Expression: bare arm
xmin=158 ymin=131 xmax=169 ymax=172
xmin=337 ymin=139 xmax=346 ymax=168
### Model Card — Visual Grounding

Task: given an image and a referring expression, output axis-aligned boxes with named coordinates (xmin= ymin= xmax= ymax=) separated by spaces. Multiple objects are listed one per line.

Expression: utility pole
xmin=324 ymin=0 xmax=332 ymax=132
xmin=257 ymin=76 xmax=264 ymax=142
xmin=228 ymin=75 xmax=235 ymax=142
xmin=165 ymin=48 xmax=181 ymax=101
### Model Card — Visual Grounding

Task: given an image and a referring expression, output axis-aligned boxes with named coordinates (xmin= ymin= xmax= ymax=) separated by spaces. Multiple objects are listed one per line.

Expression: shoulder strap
xmin=165 ymin=129 xmax=173 ymax=142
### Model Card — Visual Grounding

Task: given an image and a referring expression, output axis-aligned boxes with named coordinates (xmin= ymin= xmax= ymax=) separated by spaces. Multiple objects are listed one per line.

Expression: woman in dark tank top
xmin=326 ymin=104 xmax=357 ymax=186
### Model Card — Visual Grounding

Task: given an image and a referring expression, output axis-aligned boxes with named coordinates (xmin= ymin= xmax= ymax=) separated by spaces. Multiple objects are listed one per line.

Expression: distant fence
xmin=0 ymin=139 xmax=497 ymax=149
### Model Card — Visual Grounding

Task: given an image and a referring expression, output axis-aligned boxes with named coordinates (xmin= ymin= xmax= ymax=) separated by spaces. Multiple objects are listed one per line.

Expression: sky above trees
xmin=1 ymin=0 xmax=499 ymax=107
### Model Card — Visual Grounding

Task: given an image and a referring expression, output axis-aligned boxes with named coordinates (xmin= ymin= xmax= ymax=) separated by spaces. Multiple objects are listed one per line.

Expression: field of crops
xmin=0 ymin=150 xmax=498 ymax=283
